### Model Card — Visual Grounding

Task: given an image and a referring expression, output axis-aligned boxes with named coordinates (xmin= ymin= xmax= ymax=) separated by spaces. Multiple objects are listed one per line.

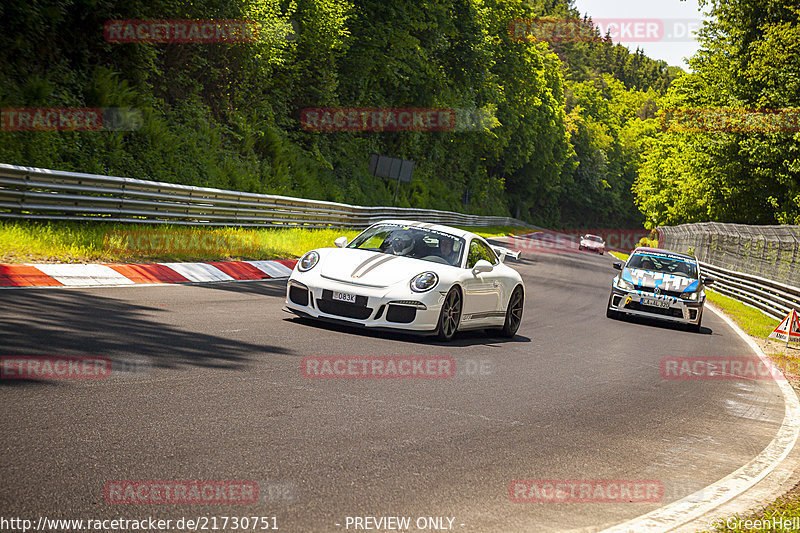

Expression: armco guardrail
xmin=657 ymin=222 xmax=800 ymax=320
xmin=0 ymin=163 xmax=533 ymax=229
xmin=699 ymin=262 xmax=800 ymax=320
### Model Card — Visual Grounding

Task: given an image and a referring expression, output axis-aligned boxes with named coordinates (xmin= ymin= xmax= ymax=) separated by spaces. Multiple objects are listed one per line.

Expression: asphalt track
xmin=0 ymin=241 xmax=787 ymax=532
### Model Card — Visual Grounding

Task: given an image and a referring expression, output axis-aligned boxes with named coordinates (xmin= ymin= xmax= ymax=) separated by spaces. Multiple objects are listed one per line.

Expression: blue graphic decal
xmin=622 ymin=269 xmax=635 ymax=285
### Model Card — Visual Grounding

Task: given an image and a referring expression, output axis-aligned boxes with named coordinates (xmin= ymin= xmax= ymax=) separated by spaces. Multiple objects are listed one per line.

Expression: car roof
xmin=631 ymin=247 xmax=697 ymax=261
xmin=369 ymin=220 xmax=479 ymax=241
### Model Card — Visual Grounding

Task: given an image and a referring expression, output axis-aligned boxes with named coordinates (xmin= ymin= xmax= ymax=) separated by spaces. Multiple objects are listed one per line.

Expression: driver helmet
xmin=390 ymin=231 xmax=414 ymax=255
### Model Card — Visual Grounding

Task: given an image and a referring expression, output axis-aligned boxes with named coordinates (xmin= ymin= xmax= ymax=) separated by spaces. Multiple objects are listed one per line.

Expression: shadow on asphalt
xmin=283 ymin=316 xmax=532 ymax=347
xmin=192 ymin=278 xmax=288 ymax=296
xmin=0 ymin=289 xmax=291 ymax=380
xmin=0 ymin=378 xmax=50 ymax=387
xmin=610 ymin=313 xmax=715 ymax=335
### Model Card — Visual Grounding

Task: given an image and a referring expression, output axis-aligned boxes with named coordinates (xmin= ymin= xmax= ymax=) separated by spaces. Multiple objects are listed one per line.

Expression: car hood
xmin=582 ymin=240 xmax=603 ymax=247
xmin=317 ymin=248 xmax=447 ymax=288
xmin=622 ymin=267 xmax=699 ymax=292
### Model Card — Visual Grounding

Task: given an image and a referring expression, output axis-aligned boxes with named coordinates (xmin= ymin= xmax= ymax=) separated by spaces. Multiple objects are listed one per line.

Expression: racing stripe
xmin=350 ymin=254 xmax=387 ymax=277
xmin=354 ymin=254 xmax=399 ymax=278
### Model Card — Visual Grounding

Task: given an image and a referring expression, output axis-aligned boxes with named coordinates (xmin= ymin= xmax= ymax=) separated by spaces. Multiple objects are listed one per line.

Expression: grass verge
xmin=704 ymin=290 xmax=780 ymax=340
xmin=705 ymin=491 xmax=800 ymax=532
xmin=0 ymin=220 xmax=530 ymax=264
xmin=454 ymin=225 xmax=538 ymax=239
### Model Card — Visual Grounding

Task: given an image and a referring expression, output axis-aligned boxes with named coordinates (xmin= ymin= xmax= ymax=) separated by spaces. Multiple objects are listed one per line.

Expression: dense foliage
xmin=635 ymin=0 xmax=800 ymax=227
xmin=0 ymin=0 xmax=677 ymax=227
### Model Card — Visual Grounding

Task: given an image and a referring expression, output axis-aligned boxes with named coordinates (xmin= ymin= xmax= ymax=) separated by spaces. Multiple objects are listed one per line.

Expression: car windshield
xmin=347 ymin=224 xmax=465 ymax=267
xmin=586 ymin=235 xmax=602 ymax=242
xmin=627 ymin=253 xmax=698 ymax=278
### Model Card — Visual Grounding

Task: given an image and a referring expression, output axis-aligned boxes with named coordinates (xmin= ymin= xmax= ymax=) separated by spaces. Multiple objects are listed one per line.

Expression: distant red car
xmin=579 ymin=234 xmax=605 ymax=254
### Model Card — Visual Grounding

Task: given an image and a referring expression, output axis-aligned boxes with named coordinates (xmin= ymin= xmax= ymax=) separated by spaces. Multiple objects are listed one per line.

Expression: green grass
xmin=609 ymin=251 xmax=629 ymax=261
xmin=704 ymin=289 xmax=781 ymax=339
xmin=704 ymin=496 xmax=800 ymax=532
xmin=0 ymin=221 xmax=532 ymax=264
xmin=0 ymin=221 xmax=361 ymax=263
xmin=454 ymin=225 xmax=537 ymax=239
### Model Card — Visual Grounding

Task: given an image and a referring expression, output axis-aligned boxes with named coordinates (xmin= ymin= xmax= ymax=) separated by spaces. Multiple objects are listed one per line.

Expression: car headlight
xmin=616 ymin=277 xmax=634 ymax=291
xmin=298 ymin=251 xmax=320 ymax=272
xmin=410 ymin=272 xmax=439 ymax=293
xmin=683 ymin=289 xmax=704 ymax=301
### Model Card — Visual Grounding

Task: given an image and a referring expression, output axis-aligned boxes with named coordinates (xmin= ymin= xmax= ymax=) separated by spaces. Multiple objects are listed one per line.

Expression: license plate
xmin=641 ymin=297 xmax=670 ymax=309
xmin=331 ymin=291 xmax=357 ymax=303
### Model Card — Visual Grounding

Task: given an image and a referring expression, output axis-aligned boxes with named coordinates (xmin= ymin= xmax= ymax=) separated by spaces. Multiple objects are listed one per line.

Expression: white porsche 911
xmin=284 ymin=220 xmax=525 ymax=341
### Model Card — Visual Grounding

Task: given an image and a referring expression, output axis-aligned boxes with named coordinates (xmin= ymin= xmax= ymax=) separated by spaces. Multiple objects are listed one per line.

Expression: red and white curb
xmin=0 ymin=260 xmax=297 ymax=288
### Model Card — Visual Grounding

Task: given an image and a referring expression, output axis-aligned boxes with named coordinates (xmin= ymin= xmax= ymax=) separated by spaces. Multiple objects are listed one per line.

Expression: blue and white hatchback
xmin=607 ymin=247 xmax=715 ymax=332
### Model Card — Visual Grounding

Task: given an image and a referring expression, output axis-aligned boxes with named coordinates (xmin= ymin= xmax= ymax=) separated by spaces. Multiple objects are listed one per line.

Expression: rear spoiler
xmin=491 ymin=245 xmax=521 ymax=262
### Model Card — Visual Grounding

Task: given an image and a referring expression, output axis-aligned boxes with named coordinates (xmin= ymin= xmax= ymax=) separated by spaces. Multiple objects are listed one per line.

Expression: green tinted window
xmin=467 ymin=239 xmax=497 ymax=268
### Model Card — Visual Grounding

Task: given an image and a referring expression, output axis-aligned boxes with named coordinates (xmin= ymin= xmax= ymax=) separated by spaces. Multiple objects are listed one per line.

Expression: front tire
xmin=500 ymin=286 xmax=524 ymax=338
xmin=436 ymin=287 xmax=462 ymax=341
xmin=500 ymin=285 xmax=525 ymax=339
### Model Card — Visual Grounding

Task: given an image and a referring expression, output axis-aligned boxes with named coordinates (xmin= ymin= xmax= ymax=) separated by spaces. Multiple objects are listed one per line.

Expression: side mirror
xmin=334 ymin=236 xmax=348 ymax=248
xmin=472 ymin=259 xmax=494 ymax=274
xmin=613 ymin=262 xmax=623 ymax=271
xmin=702 ymin=276 xmax=715 ymax=286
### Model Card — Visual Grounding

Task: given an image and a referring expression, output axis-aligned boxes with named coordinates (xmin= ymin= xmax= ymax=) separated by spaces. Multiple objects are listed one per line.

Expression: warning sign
xmin=768 ymin=309 xmax=800 ymax=344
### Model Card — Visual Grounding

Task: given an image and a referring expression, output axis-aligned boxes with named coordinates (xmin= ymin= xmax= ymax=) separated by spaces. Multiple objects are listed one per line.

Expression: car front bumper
xmin=284 ymin=273 xmax=446 ymax=332
xmin=580 ymin=244 xmax=604 ymax=254
xmin=608 ymin=286 xmax=703 ymax=324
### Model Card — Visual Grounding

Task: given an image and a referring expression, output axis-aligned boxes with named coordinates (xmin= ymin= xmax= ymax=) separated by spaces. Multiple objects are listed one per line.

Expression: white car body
xmin=579 ymin=234 xmax=605 ymax=254
xmin=284 ymin=220 xmax=525 ymax=339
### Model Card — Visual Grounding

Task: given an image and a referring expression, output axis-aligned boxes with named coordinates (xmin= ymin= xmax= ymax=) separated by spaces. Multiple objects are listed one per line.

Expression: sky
xmin=570 ymin=0 xmax=709 ymax=69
